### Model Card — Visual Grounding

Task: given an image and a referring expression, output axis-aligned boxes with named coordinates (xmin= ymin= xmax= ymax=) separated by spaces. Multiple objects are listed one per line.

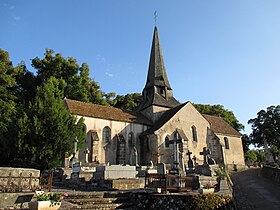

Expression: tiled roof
xmin=64 ymin=99 xmax=152 ymax=125
xmin=203 ymin=114 xmax=241 ymax=137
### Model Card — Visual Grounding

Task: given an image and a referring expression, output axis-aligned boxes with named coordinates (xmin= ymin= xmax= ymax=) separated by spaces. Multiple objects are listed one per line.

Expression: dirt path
xmin=231 ymin=168 xmax=280 ymax=210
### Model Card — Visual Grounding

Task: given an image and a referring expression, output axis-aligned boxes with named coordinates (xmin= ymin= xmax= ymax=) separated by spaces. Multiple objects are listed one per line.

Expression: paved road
xmin=231 ymin=168 xmax=280 ymax=210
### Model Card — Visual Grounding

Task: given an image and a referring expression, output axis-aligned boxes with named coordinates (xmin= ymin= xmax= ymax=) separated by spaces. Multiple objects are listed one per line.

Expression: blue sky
xmin=1 ymin=0 xmax=280 ymax=135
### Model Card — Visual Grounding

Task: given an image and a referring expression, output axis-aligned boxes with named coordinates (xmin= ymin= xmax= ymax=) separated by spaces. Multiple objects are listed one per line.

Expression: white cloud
xmin=105 ymin=72 xmax=113 ymax=77
xmin=13 ymin=16 xmax=21 ymax=21
xmin=96 ymin=55 xmax=106 ymax=63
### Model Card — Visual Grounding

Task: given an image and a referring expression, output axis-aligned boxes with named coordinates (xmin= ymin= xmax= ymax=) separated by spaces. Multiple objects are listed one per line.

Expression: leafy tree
xmin=0 ymin=49 xmax=25 ymax=164
xmin=270 ymin=145 xmax=280 ymax=161
xmin=248 ymin=105 xmax=280 ymax=148
xmin=241 ymin=134 xmax=250 ymax=153
xmin=113 ymin=93 xmax=142 ymax=110
xmin=32 ymin=49 xmax=109 ymax=105
xmin=16 ymin=77 xmax=85 ymax=170
xmin=194 ymin=104 xmax=244 ymax=132
xmin=245 ymin=150 xmax=257 ymax=164
xmin=256 ymin=149 xmax=265 ymax=163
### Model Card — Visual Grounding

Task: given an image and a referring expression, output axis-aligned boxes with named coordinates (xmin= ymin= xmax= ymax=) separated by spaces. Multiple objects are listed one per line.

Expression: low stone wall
xmin=0 ymin=167 xmax=41 ymax=192
xmin=111 ymin=178 xmax=145 ymax=190
xmin=0 ymin=192 xmax=35 ymax=209
xmin=261 ymin=166 xmax=280 ymax=183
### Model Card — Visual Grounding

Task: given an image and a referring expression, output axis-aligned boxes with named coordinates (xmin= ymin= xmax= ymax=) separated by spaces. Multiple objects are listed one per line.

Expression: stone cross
xmin=169 ymin=133 xmax=182 ymax=170
xmin=85 ymin=147 xmax=90 ymax=163
xmin=186 ymin=150 xmax=194 ymax=169
xmin=200 ymin=147 xmax=210 ymax=165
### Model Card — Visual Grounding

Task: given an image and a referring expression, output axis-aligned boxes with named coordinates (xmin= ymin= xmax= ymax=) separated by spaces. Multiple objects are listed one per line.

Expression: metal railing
xmin=145 ymin=173 xmax=197 ymax=192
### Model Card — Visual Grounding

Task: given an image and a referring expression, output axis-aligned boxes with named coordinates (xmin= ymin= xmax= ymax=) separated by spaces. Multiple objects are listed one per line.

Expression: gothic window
xmin=102 ymin=126 xmax=111 ymax=145
xmin=224 ymin=137 xmax=230 ymax=149
xmin=192 ymin=126 xmax=197 ymax=142
xmin=116 ymin=134 xmax=126 ymax=164
xmin=128 ymin=132 xmax=134 ymax=148
xmin=165 ymin=136 xmax=170 ymax=148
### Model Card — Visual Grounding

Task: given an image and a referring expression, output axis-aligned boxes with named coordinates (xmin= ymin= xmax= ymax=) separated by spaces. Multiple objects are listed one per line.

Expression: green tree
xmin=32 ymin=49 xmax=109 ymax=105
xmin=245 ymin=150 xmax=257 ymax=164
xmin=270 ymin=145 xmax=280 ymax=161
xmin=0 ymin=49 xmax=25 ymax=164
xmin=248 ymin=105 xmax=280 ymax=148
xmin=194 ymin=104 xmax=244 ymax=132
xmin=16 ymin=77 xmax=85 ymax=170
xmin=241 ymin=134 xmax=250 ymax=153
xmin=113 ymin=93 xmax=142 ymax=110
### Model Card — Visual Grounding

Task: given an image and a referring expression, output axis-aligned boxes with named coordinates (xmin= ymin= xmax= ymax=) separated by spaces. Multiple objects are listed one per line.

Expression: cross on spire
xmin=154 ymin=11 xmax=158 ymax=26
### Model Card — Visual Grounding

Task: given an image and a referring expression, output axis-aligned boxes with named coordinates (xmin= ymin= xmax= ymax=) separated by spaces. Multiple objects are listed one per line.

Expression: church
xmin=64 ymin=26 xmax=245 ymax=172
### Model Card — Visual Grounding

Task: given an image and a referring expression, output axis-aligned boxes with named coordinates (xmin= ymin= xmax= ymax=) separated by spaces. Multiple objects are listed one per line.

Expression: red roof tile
xmin=64 ymin=99 xmax=152 ymax=125
xmin=203 ymin=114 xmax=241 ymax=137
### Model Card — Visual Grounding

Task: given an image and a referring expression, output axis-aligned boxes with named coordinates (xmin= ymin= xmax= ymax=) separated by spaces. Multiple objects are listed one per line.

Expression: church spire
xmin=137 ymin=26 xmax=180 ymax=113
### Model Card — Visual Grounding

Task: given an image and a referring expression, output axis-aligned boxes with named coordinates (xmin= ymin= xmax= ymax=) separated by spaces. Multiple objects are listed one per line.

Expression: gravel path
xmin=231 ymin=168 xmax=280 ymax=210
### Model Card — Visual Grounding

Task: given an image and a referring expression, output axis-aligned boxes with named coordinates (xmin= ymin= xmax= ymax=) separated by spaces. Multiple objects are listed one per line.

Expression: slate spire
xmin=137 ymin=26 xmax=180 ymax=112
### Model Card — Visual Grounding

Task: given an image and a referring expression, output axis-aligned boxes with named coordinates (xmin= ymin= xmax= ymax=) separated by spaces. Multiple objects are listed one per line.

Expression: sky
xmin=1 ymin=0 xmax=280 ymax=135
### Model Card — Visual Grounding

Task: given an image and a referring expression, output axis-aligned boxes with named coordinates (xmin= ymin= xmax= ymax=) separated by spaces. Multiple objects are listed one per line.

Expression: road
xmin=231 ymin=168 xmax=280 ymax=210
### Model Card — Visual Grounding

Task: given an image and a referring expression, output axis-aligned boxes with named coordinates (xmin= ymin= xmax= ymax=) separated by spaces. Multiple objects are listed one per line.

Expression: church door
xmin=116 ymin=135 xmax=126 ymax=164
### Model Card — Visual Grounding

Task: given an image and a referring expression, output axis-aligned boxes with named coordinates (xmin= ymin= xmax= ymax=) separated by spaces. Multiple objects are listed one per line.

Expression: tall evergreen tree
xmin=16 ymin=77 xmax=85 ymax=170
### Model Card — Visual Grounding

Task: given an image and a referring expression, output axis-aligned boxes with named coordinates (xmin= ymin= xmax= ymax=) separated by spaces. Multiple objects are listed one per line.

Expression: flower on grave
xmin=36 ymin=191 xmax=69 ymax=206
xmin=202 ymin=182 xmax=215 ymax=189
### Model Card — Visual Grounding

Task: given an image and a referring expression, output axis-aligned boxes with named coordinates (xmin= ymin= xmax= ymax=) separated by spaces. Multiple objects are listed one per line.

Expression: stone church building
xmin=65 ymin=26 xmax=245 ymax=171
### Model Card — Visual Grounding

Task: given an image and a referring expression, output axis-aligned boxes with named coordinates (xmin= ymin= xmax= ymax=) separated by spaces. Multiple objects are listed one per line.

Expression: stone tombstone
xmin=85 ymin=147 xmax=90 ymax=163
xmin=72 ymin=162 xmax=81 ymax=173
xmin=157 ymin=163 xmax=166 ymax=175
xmin=94 ymin=165 xmax=137 ymax=180
xmin=71 ymin=172 xmax=79 ymax=181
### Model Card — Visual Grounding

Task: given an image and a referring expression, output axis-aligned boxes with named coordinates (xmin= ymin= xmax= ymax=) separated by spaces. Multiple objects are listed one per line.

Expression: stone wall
xmin=0 ymin=167 xmax=41 ymax=191
xmin=0 ymin=192 xmax=35 ymax=209
xmin=261 ymin=166 xmax=280 ymax=183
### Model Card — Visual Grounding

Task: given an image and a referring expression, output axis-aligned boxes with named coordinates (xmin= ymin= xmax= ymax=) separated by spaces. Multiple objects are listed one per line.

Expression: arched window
xmin=224 ymin=137 xmax=230 ymax=149
xmin=165 ymin=136 xmax=170 ymax=148
xmin=102 ymin=126 xmax=111 ymax=144
xmin=192 ymin=126 xmax=197 ymax=142
xmin=128 ymin=132 xmax=134 ymax=148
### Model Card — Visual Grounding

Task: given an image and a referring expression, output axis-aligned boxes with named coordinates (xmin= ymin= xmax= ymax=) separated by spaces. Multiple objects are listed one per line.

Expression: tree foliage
xmin=248 ymin=105 xmax=280 ymax=148
xmin=245 ymin=150 xmax=258 ymax=164
xmin=194 ymin=104 xmax=244 ymax=132
xmin=16 ymin=77 xmax=85 ymax=170
xmin=112 ymin=93 xmax=142 ymax=110
xmin=32 ymin=49 xmax=110 ymax=105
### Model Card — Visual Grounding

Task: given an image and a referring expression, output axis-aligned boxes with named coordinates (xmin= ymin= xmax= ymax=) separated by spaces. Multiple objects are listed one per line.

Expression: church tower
xmin=136 ymin=26 xmax=180 ymax=123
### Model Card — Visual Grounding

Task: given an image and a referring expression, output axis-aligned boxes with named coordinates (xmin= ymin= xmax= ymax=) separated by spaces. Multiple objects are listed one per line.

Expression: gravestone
xmin=94 ymin=165 xmax=137 ymax=180
xmin=71 ymin=162 xmax=81 ymax=181
xmin=186 ymin=150 xmax=194 ymax=174
xmin=199 ymin=147 xmax=213 ymax=176
xmin=157 ymin=163 xmax=166 ymax=175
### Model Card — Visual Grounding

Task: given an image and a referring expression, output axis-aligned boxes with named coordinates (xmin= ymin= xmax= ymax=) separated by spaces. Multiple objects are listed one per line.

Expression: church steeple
xmin=137 ymin=26 xmax=180 ymax=114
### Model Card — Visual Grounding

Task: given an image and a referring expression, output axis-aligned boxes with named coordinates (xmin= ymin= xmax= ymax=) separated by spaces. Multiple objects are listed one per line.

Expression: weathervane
xmin=154 ymin=11 xmax=158 ymax=26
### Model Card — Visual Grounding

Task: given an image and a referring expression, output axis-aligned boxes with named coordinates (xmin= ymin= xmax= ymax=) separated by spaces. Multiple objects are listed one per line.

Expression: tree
xmin=241 ymin=134 xmax=250 ymax=153
xmin=113 ymin=93 xmax=142 ymax=110
xmin=0 ymin=49 xmax=25 ymax=164
xmin=248 ymin=105 xmax=280 ymax=148
xmin=32 ymin=49 xmax=109 ymax=105
xmin=16 ymin=77 xmax=86 ymax=170
xmin=194 ymin=104 xmax=244 ymax=132
xmin=245 ymin=150 xmax=258 ymax=165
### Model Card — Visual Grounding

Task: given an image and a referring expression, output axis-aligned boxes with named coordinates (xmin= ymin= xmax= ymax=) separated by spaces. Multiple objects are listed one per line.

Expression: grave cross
xmin=200 ymin=147 xmax=210 ymax=165
xmin=186 ymin=150 xmax=194 ymax=169
xmin=169 ymin=133 xmax=182 ymax=169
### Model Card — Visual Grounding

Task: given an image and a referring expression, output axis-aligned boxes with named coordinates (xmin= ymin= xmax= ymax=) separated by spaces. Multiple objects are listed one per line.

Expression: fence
xmin=145 ymin=173 xmax=198 ymax=192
